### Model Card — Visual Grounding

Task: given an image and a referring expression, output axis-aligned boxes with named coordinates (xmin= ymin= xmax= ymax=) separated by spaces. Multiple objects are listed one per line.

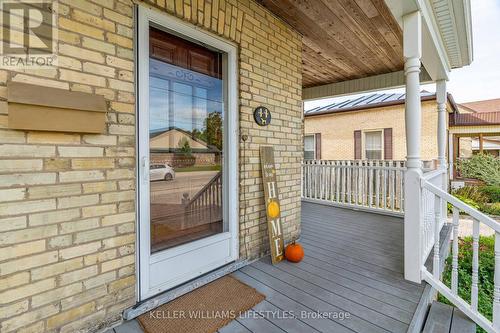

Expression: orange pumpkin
xmin=285 ymin=241 xmax=304 ymax=263
xmin=267 ymin=200 xmax=280 ymax=219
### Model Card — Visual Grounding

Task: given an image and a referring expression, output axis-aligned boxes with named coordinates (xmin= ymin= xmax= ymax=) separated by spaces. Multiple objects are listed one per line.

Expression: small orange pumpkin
xmin=267 ymin=200 xmax=280 ymax=219
xmin=285 ymin=240 xmax=304 ymax=263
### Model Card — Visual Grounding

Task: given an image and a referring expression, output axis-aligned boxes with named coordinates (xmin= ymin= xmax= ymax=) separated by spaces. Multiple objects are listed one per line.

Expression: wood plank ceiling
xmin=258 ymin=0 xmax=404 ymax=88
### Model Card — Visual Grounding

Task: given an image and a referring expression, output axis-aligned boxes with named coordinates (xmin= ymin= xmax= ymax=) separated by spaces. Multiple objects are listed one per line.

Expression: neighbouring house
xmin=472 ymin=137 xmax=500 ymax=156
xmin=449 ymin=99 xmax=500 ymax=179
xmin=304 ymin=91 xmax=458 ymax=167
xmin=149 ymin=127 xmax=221 ymax=167
xmin=0 ymin=1 xmax=489 ymax=333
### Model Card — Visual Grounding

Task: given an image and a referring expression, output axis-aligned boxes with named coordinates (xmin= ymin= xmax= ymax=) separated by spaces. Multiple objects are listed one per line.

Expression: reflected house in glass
xmin=149 ymin=126 xmax=221 ymax=168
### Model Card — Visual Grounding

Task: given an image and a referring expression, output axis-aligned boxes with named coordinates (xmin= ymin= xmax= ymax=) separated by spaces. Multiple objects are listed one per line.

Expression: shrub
xmin=481 ymin=202 xmax=500 ymax=216
xmin=448 ymin=193 xmax=481 ymax=214
xmin=480 ymin=186 xmax=500 ymax=203
xmin=440 ymin=236 xmax=494 ymax=332
xmin=453 ymin=186 xmax=489 ymax=204
xmin=458 ymin=154 xmax=500 ymax=186
xmin=456 ymin=195 xmax=481 ymax=211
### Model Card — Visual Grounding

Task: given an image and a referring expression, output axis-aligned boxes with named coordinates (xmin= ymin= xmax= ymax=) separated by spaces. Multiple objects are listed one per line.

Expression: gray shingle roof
xmin=305 ymin=91 xmax=436 ymax=116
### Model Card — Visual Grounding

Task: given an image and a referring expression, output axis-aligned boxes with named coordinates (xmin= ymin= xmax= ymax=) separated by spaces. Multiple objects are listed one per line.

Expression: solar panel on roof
xmin=304 ymin=91 xmax=436 ymax=115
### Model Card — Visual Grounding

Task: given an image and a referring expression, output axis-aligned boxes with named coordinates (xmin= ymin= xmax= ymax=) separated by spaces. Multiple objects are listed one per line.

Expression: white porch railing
xmin=301 ymin=160 xmax=406 ymax=215
xmin=421 ymin=169 xmax=446 ymax=262
xmin=420 ymin=174 xmax=500 ymax=333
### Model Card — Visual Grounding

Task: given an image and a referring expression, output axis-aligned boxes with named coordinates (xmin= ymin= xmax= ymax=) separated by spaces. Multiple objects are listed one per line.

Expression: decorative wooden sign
xmin=254 ymin=106 xmax=271 ymax=126
xmin=260 ymin=146 xmax=284 ymax=264
xmin=7 ymin=82 xmax=107 ymax=133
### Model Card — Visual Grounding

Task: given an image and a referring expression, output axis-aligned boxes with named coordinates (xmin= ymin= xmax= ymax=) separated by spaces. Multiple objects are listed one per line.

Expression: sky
xmin=305 ymin=0 xmax=500 ymax=111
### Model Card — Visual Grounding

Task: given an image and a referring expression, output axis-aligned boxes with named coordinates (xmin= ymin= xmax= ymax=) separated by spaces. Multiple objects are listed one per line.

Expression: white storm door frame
xmin=136 ymin=5 xmax=239 ymax=301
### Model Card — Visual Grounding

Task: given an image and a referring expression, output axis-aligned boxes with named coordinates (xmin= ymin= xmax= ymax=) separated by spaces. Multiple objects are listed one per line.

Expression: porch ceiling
xmin=257 ymin=0 xmax=404 ymax=88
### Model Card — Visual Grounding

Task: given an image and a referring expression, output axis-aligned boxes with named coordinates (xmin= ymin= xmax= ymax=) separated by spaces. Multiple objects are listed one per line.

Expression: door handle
xmin=141 ymin=156 xmax=148 ymax=181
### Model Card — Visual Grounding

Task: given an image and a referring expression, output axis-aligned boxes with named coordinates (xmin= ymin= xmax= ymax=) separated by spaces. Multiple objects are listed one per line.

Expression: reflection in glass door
xmin=148 ymin=30 xmax=225 ymax=253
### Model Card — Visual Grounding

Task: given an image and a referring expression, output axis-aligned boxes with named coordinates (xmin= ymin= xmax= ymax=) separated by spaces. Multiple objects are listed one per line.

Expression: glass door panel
xmin=149 ymin=58 xmax=224 ymax=253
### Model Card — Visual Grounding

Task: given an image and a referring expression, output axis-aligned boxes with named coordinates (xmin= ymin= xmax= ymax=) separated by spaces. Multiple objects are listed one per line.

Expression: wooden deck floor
xmin=112 ymin=202 xmax=427 ymax=333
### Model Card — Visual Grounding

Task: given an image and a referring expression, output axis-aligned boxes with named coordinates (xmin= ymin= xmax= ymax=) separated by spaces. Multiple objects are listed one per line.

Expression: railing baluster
xmin=382 ymin=164 xmax=387 ymax=209
xmin=353 ymin=161 xmax=358 ymax=204
xmin=390 ymin=168 xmax=395 ymax=211
xmin=342 ymin=161 xmax=347 ymax=203
xmin=301 ymin=161 xmax=304 ymax=197
xmin=494 ymin=231 xmax=500 ymax=329
xmin=335 ymin=161 xmax=340 ymax=202
xmin=323 ymin=162 xmax=327 ymax=200
xmin=452 ymin=207 xmax=459 ymax=295
xmin=309 ymin=161 xmax=316 ymax=199
xmin=303 ymin=161 xmax=306 ymax=197
xmin=316 ymin=161 xmax=319 ymax=198
xmin=305 ymin=161 xmax=309 ymax=198
xmin=318 ymin=161 xmax=322 ymax=200
xmin=316 ymin=160 xmax=320 ymax=199
xmin=375 ymin=162 xmax=381 ymax=208
xmin=303 ymin=161 xmax=306 ymax=198
xmin=308 ymin=161 xmax=312 ymax=198
xmin=433 ymin=195 xmax=441 ymax=279
xmin=336 ymin=161 xmax=339 ymax=202
xmin=312 ymin=160 xmax=316 ymax=199
xmin=358 ymin=160 xmax=362 ymax=205
xmin=363 ymin=162 xmax=367 ymax=206
xmin=322 ymin=161 xmax=326 ymax=200
xmin=347 ymin=161 xmax=351 ymax=204
xmin=398 ymin=164 xmax=404 ymax=212
xmin=325 ymin=161 xmax=328 ymax=200
xmin=328 ymin=161 xmax=332 ymax=201
xmin=472 ymin=218 xmax=480 ymax=312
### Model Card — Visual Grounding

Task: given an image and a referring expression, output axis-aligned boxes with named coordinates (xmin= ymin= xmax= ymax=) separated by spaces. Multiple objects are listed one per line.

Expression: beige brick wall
xmin=304 ymin=100 xmax=450 ymax=162
xmin=0 ymin=1 xmax=302 ymax=332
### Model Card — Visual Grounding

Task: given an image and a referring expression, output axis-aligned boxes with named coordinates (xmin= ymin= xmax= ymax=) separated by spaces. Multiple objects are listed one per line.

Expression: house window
xmin=304 ymin=135 xmax=316 ymax=160
xmin=364 ymin=130 xmax=383 ymax=160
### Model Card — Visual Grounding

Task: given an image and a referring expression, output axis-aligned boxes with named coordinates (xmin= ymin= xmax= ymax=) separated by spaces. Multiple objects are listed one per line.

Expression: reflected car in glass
xmin=149 ymin=164 xmax=175 ymax=181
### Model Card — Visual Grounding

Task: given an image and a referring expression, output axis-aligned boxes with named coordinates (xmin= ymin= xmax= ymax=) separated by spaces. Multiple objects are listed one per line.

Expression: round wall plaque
xmin=253 ymin=106 xmax=271 ymax=126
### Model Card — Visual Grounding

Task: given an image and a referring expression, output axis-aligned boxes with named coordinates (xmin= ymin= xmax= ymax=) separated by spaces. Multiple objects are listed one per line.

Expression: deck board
xmin=239 ymin=265 xmax=387 ymax=333
xmin=114 ymin=320 xmax=142 ymax=333
xmin=233 ymin=270 xmax=353 ymax=333
xmin=218 ymin=319 xmax=252 ymax=333
xmin=230 ymin=203 xmax=425 ymax=333
xmin=245 ymin=262 xmax=408 ymax=332
xmin=115 ymin=202 xmax=430 ymax=333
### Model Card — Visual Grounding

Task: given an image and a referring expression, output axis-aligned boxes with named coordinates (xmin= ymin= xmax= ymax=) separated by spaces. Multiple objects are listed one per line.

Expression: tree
xmin=178 ymin=137 xmax=192 ymax=156
xmin=204 ymin=111 xmax=223 ymax=150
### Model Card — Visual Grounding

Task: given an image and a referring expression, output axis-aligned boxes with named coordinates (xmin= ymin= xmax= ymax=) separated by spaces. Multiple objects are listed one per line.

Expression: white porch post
xmin=436 ymin=80 xmax=449 ymax=217
xmin=449 ymin=132 xmax=454 ymax=179
xmin=436 ymin=80 xmax=447 ymax=169
xmin=403 ymin=11 xmax=423 ymax=283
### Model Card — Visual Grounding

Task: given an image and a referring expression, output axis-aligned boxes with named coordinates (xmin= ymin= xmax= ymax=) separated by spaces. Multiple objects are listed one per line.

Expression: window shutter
xmin=354 ymin=130 xmax=361 ymax=159
xmin=315 ymin=133 xmax=321 ymax=159
xmin=384 ymin=128 xmax=393 ymax=160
